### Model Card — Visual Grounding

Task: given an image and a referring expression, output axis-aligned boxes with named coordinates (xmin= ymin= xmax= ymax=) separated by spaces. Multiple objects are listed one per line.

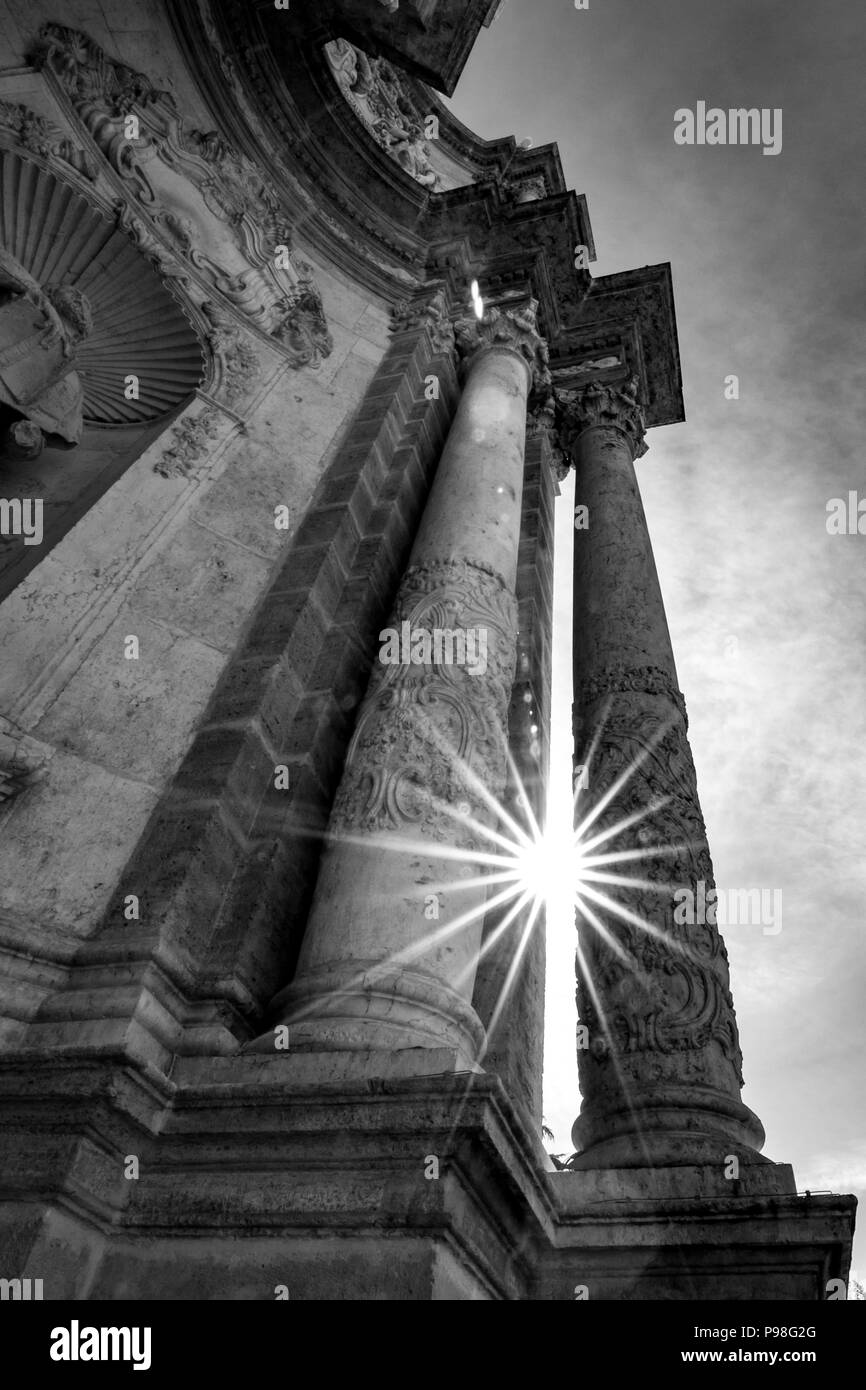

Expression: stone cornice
xmin=551 ymin=265 xmax=684 ymax=430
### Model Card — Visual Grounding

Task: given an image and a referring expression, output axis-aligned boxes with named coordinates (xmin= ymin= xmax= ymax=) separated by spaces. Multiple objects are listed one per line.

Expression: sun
xmin=512 ymin=822 xmax=590 ymax=913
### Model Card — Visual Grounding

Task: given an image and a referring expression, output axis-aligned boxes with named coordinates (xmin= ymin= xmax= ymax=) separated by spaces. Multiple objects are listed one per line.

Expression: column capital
xmin=557 ymin=375 xmax=648 ymax=462
xmin=454 ymin=299 xmax=550 ymax=395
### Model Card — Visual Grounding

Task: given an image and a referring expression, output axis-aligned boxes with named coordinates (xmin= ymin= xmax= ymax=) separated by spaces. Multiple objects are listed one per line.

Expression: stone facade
xmin=0 ymin=0 xmax=855 ymax=1299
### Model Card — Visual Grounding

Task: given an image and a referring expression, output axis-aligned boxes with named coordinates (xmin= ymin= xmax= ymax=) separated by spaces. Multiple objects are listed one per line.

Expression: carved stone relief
xmin=328 ymin=558 xmax=518 ymax=851
xmin=573 ymin=679 xmax=746 ymax=1102
xmin=32 ymin=24 xmax=332 ymax=369
xmin=390 ymin=286 xmax=455 ymax=355
xmin=454 ymin=298 xmax=551 ymax=396
xmin=153 ymin=405 xmax=223 ymax=481
xmin=325 ymin=38 xmax=442 ymax=191
xmin=0 ymin=97 xmax=97 ymax=181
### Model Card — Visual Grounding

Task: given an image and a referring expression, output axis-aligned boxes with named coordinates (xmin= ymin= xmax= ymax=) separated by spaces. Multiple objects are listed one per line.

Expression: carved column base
xmin=571 ymin=1086 xmax=765 ymax=1167
xmin=250 ymin=960 xmax=486 ymax=1071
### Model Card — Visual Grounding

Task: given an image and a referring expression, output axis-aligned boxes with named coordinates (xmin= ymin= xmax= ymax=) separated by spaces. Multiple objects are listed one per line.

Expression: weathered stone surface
xmin=0 ymin=748 xmax=160 ymax=937
xmin=0 ymin=0 xmax=854 ymax=1305
xmin=263 ymin=305 xmax=544 ymax=1064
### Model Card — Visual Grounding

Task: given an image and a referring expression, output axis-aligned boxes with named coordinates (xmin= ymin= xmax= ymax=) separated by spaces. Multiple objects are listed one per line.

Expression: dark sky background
xmin=444 ymin=0 xmax=866 ymax=1283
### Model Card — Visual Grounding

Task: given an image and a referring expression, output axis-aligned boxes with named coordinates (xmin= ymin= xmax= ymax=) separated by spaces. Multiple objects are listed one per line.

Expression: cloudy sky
xmin=445 ymin=0 xmax=866 ymax=1281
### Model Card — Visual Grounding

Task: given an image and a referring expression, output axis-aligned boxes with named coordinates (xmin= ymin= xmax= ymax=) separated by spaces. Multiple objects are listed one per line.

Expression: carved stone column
xmin=560 ymin=378 xmax=765 ymax=1164
xmin=258 ymin=303 xmax=549 ymax=1068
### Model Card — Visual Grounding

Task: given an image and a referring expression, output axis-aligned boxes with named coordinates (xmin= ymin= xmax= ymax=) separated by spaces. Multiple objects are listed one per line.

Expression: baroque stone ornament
xmin=527 ymin=386 xmax=568 ymax=481
xmin=200 ymin=301 xmax=259 ymax=407
xmin=324 ymin=38 xmax=442 ymax=190
xmin=0 ymin=97 xmax=97 ymax=180
xmin=153 ymin=407 xmax=221 ymax=480
xmin=454 ymin=298 xmax=551 ymax=396
xmin=33 ymin=24 xmax=332 ymax=368
xmin=557 ymin=374 xmax=648 ymax=464
xmin=390 ymin=287 xmax=456 ymax=356
xmin=329 ymin=557 xmax=518 ymax=850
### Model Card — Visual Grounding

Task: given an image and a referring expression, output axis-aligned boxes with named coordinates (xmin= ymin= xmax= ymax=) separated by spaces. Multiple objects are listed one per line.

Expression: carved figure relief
xmin=325 ymin=38 xmax=442 ymax=191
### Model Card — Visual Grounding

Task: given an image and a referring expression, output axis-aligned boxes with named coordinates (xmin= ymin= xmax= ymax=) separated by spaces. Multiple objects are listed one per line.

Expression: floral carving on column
xmin=329 ymin=558 xmax=518 ymax=850
xmin=572 ymin=679 xmax=745 ymax=1090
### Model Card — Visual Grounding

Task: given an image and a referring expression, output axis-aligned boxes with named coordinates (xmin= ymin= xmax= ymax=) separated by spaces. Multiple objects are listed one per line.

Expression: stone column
xmin=560 ymin=377 xmax=765 ymax=1164
xmin=259 ymin=302 xmax=549 ymax=1069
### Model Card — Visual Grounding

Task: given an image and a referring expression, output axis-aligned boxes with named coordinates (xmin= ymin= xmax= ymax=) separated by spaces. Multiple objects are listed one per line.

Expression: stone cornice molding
xmin=454 ymin=300 xmax=550 ymax=395
xmin=556 ymin=376 xmax=648 ymax=463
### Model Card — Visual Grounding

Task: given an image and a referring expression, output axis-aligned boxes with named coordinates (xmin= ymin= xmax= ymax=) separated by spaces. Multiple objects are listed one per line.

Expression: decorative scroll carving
xmin=557 ymin=374 xmax=648 ymax=463
xmin=454 ymin=299 xmax=550 ymax=395
xmin=32 ymin=24 xmax=332 ymax=368
xmin=329 ymin=558 xmax=518 ymax=849
xmin=390 ymin=287 xmax=455 ymax=356
xmin=0 ymin=97 xmax=97 ymax=180
xmin=574 ymin=694 xmax=746 ymax=1096
xmin=325 ymin=38 xmax=442 ymax=191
